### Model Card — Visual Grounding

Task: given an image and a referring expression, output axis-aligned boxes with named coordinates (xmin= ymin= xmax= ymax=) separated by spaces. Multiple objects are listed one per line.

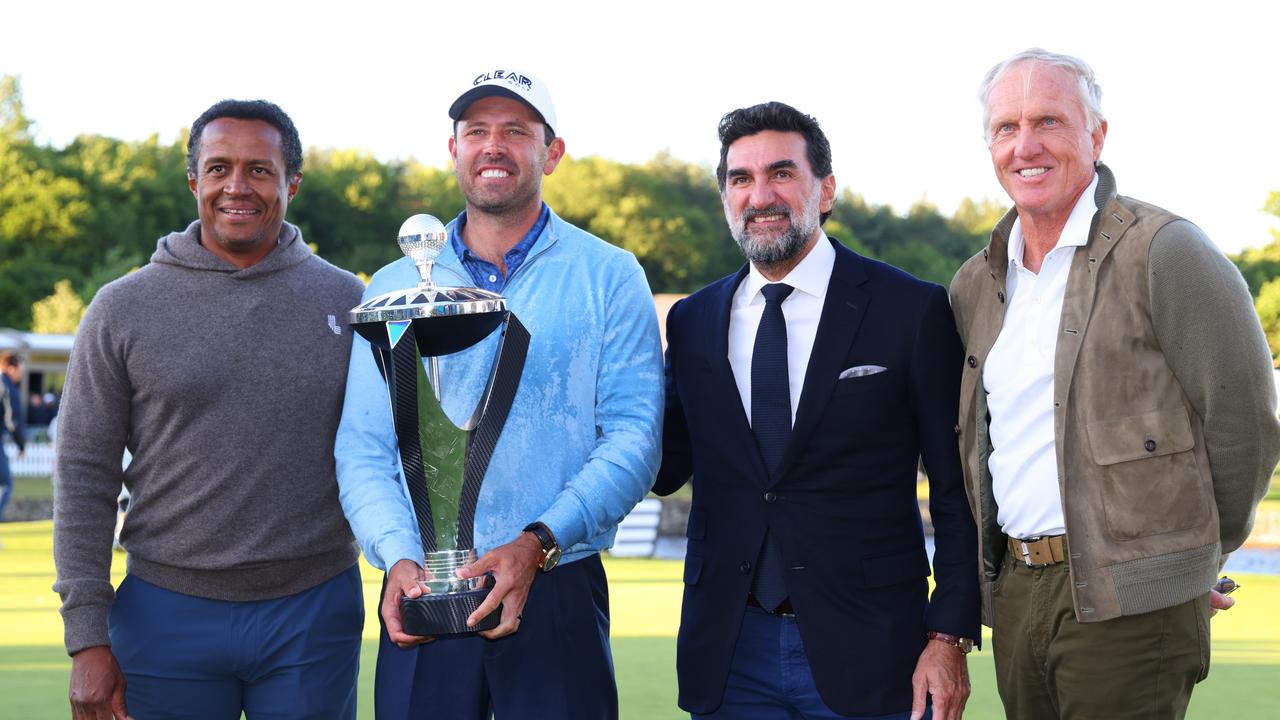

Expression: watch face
xmin=542 ymin=546 xmax=562 ymax=572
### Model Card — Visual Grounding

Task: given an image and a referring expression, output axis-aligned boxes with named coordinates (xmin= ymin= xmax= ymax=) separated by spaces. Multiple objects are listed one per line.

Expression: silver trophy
xmin=350 ymin=214 xmax=530 ymax=636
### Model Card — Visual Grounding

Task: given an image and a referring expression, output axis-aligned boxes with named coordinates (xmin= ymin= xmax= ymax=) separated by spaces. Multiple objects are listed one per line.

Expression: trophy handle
xmin=377 ymin=322 xmax=439 ymax=553
xmin=456 ymin=313 xmax=529 ymax=551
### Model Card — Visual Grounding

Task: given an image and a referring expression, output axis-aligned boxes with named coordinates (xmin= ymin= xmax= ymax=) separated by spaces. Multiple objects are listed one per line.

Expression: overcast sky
xmin=4 ymin=0 xmax=1276 ymax=254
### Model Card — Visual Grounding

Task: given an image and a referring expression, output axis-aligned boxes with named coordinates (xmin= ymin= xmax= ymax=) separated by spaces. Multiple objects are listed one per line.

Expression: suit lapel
xmin=705 ymin=265 xmax=766 ymax=483
xmin=775 ymin=240 xmax=870 ymax=485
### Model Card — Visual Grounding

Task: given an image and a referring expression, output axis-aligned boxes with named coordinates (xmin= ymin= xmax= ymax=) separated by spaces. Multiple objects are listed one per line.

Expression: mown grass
xmin=11 ymin=475 xmax=54 ymax=501
xmin=3 ymin=521 xmax=1278 ymax=718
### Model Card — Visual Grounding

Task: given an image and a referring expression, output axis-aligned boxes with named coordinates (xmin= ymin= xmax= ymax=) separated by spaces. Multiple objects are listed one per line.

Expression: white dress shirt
xmin=984 ymin=173 xmax=1099 ymax=540
xmin=728 ymin=233 xmax=835 ymax=426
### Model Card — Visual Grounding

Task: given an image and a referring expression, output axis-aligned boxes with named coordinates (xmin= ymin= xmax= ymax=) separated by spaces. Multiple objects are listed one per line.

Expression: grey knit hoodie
xmin=53 ymin=221 xmax=365 ymax=654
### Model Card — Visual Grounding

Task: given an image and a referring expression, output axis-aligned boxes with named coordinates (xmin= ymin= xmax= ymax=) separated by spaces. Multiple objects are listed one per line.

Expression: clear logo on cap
xmin=473 ymin=70 xmax=533 ymax=94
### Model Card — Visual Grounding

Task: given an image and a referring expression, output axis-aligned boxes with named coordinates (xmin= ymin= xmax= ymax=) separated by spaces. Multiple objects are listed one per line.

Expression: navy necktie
xmin=750 ymin=282 xmax=794 ymax=611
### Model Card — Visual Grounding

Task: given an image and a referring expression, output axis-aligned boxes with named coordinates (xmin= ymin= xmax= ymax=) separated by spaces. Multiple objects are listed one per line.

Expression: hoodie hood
xmin=151 ymin=221 xmax=315 ymax=279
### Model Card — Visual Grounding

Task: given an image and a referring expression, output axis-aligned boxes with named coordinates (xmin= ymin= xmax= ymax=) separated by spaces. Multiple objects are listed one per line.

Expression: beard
xmin=462 ymin=174 xmax=541 ymax=217
xmin=730 ymin=205 xmax=819 ymax=266
xmin=457 ymin=149 xmax=547 ymax=218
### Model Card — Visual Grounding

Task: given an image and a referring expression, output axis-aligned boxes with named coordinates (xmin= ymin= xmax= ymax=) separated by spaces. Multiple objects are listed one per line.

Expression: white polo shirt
xmin=984 ymin=173 xmax=1098 ymax=540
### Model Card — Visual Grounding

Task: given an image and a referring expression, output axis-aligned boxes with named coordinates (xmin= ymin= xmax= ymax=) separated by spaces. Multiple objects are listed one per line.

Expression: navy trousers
xmin=375 ymin=553 xmax=617 ymax=720
xmin=693 ymin=606 xmax=932 ymax=720
xmin=109 ymin=565 xmax=364 ymax=719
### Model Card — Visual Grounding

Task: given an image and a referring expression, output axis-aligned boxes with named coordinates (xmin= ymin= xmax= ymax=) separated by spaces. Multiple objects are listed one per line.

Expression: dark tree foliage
xmin=2 ymin=75 xmax=1010 ymax=329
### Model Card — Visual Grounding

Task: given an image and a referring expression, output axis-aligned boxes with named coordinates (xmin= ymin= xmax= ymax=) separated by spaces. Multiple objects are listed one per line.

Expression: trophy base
xmin=401 ymin=587 xmax=502 ymax=637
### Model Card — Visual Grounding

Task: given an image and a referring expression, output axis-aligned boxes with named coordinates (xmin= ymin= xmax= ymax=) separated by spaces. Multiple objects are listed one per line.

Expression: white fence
xmin=610 ymin=498 xmax=662 ymax=557
xmin=4 ymin=443 xmax=670 ymax=555
xmin=3 ymin=441 xmax=54 ymax=476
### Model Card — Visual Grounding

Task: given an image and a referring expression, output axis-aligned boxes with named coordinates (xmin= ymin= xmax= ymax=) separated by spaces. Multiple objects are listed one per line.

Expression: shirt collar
xmin=448 ymin=203 xmax=550 ymax=263
xmin=742 ymin=230 xmax=836 ymax=303
xmin=1007 ymin=172 xmax=1100 ymax=269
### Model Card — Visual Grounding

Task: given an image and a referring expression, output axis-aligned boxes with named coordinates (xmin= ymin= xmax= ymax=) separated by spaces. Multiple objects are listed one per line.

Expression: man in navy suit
xmin=655 ymin=102 xmax=980 ymax=719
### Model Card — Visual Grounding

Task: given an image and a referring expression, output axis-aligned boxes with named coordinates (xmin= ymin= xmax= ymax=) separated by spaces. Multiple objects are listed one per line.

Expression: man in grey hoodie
xmin=53 ymin=100 xmax=366 ymax=719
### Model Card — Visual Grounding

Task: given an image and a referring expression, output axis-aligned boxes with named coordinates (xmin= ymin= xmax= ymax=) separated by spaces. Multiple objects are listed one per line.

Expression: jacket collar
xmin=985 ymin=162 xmax=1120 ymax=275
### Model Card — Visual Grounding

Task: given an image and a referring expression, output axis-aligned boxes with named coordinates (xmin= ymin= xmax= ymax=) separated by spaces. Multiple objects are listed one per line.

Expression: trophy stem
xmin=414 ymin=258 xmax=436 ymax=290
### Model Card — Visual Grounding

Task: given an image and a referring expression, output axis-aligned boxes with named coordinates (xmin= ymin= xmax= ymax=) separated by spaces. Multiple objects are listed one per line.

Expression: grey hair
xmin=978 ymin=48 xmax=1104 ymax=144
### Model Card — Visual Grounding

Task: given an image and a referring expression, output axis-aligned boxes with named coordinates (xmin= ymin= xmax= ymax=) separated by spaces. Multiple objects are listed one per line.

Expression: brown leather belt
xmin=1008 ymin=534 xmax=1068 ymax=567
xmin=747 ymin=594 xmax=796 ymax=617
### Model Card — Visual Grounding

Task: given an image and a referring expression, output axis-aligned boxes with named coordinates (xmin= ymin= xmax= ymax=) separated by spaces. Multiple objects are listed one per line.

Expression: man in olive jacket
xmin=950 ymin=48 xmax=1280 ymax=719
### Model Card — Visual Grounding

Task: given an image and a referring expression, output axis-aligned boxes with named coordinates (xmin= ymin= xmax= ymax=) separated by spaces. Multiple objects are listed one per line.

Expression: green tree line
xmin=0 ymin=75 xmax=1028 ymax=333
xmin=1230 ymin=191 xmax=1280 ymax=365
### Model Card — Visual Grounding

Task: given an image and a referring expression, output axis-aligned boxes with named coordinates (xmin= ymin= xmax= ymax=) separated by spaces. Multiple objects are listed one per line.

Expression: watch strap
xmin=523 ymin=521 xmax=557 ymax=551
xmin=927 ymin=630 xmax=974 ymax=654
xmin=522 ymin=521 xmax=560 ymax=571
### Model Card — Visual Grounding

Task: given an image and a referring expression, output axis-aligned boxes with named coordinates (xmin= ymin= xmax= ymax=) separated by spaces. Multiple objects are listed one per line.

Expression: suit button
xmin=1144 ymin=439 xmax=1157 ymax=452
xmin=953 ymin=424 xmax=961 ymax=435
xmin=764 ymin=491 xmax=777 ymax=503
xmin=739 ymin=561 xmax=752 ymax=574
xmin=967 ymin=355 xmax=978 ymax=368
xmin=998 ymin=291 xmax=1006 ymax=303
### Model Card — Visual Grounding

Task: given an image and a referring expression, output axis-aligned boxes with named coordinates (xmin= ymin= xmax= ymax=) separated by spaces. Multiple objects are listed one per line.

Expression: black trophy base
xmin=401 ymin=587 xmax=502 ymax=637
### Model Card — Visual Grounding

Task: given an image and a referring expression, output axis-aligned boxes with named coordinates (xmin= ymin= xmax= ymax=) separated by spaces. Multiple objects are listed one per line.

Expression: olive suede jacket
xmin=950 ymin=164 xmax=1280 ymax=624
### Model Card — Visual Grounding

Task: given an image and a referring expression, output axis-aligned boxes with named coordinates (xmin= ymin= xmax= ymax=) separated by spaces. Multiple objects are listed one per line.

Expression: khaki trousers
xmin=991 ymin=552 xmax=1210 ymax=719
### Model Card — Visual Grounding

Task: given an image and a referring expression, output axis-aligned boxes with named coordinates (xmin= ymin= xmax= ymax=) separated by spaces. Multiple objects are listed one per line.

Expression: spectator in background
xmin=1 ymin=351 xmax=26 ymax=523
xmin=43 ymin=391 xmax=58 ymax=423
xmin=27 ymin=392 xmax=47 ymax=427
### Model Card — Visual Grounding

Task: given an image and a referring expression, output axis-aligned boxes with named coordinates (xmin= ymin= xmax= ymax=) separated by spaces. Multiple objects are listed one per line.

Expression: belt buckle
xmin=1018 ymin=536 xmax=1048 ymax=568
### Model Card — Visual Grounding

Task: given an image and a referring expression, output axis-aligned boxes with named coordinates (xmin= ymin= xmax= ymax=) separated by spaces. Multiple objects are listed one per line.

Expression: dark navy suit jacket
xmin=655 ymin=238 xmax=980 ymax=716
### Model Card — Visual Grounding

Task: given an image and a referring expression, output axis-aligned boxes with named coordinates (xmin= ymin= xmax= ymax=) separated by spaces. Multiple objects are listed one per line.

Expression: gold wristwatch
xmin=522 ymin=521 xmax=561 ymax=572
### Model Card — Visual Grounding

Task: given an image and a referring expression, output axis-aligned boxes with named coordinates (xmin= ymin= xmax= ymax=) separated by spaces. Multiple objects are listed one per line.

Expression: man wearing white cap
xmin=335 ymin=69 xmax=663 ymax=719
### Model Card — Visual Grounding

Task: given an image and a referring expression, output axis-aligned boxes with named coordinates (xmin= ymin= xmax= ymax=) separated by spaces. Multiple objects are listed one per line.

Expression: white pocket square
xmin=839 ymin=365 xmax=887 ymax=379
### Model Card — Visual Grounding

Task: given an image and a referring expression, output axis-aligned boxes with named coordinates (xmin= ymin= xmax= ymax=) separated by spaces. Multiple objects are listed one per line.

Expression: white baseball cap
xmin=448 ymin=68 xmax=557 ymax=137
